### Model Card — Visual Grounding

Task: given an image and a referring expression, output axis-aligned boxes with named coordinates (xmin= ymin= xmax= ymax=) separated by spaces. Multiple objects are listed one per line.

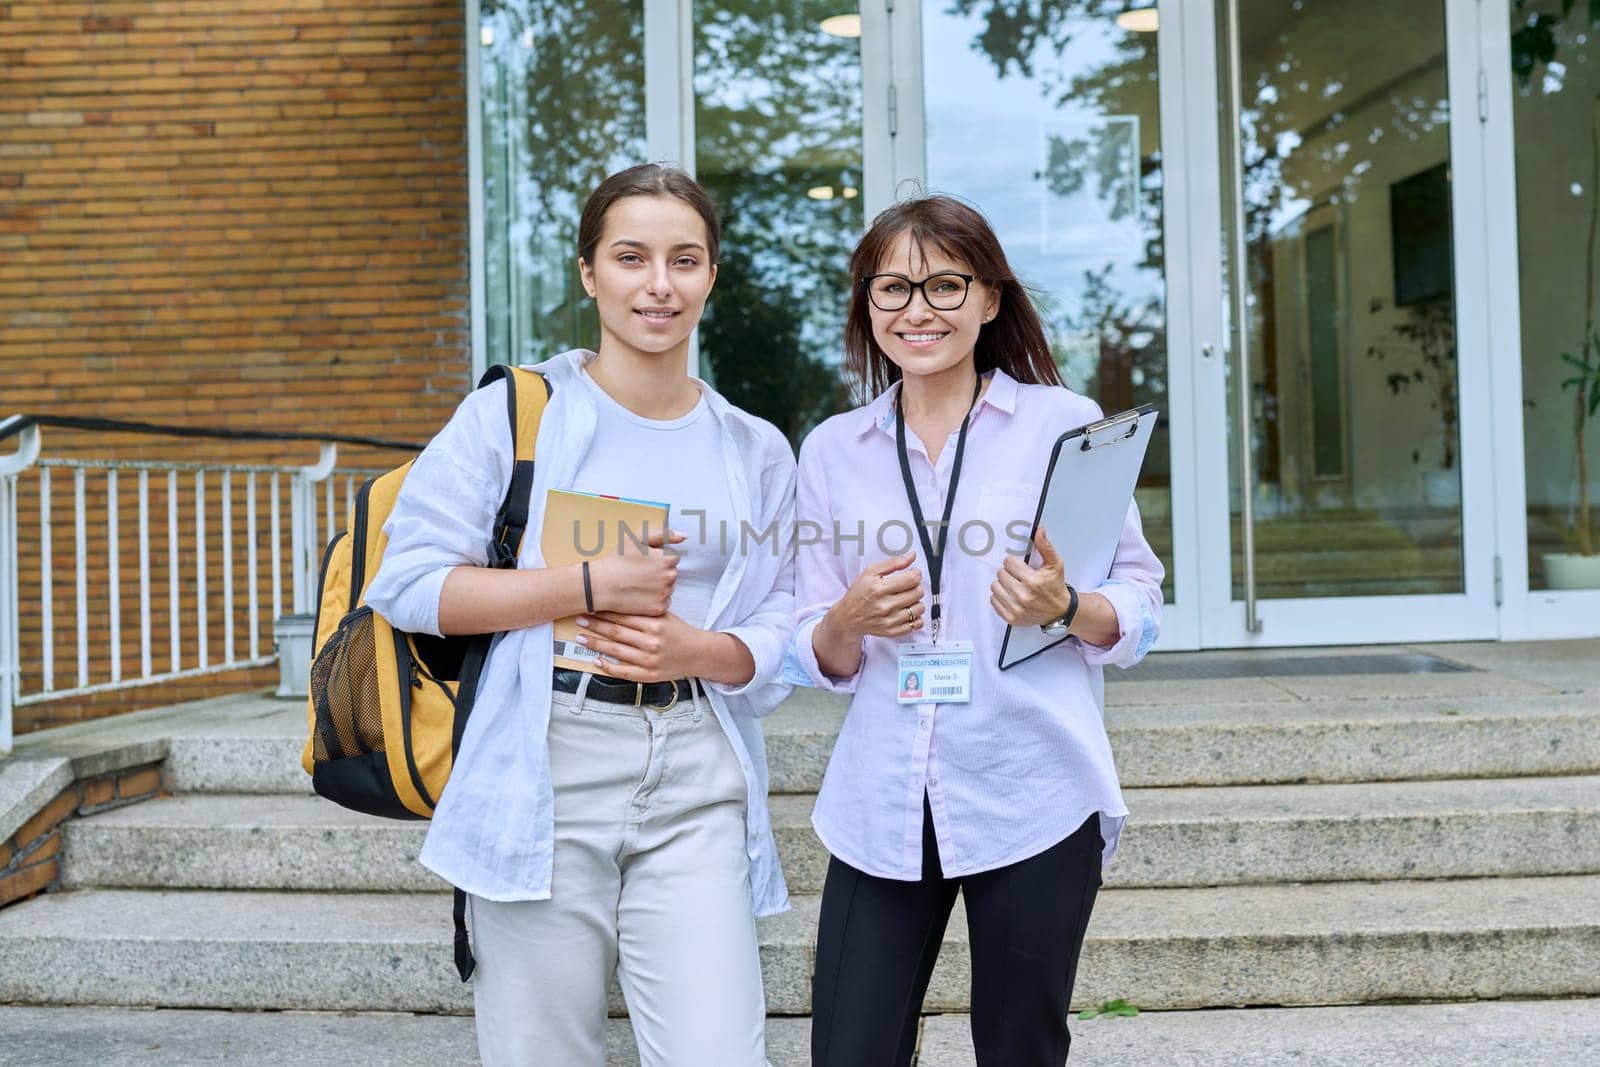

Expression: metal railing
xmin=0 ymin=414 xmax=419 ymax=753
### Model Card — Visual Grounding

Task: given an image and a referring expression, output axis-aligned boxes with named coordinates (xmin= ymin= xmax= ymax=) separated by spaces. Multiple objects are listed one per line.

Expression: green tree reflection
xmin=694 ymin=0 xmax=865 ymax=444
xmin=945 ymin=1 xmax=1167 ymax=426
xmin=481 ymin=0 xmax=646 ymax=364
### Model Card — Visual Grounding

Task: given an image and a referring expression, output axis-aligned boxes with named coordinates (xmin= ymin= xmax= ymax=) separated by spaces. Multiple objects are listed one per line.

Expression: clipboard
xmin=997 ymin=404 xmax=1158 ymax=671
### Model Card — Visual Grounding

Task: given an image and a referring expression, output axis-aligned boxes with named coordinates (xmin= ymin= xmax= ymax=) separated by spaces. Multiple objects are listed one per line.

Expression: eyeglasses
xmin=862 ymin=272 xmax=975 ymax=312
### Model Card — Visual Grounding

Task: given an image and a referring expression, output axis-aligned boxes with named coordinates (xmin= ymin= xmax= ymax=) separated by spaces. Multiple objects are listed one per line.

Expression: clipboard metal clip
xmin=1079 ymin=409 xmax=1147 ymax=452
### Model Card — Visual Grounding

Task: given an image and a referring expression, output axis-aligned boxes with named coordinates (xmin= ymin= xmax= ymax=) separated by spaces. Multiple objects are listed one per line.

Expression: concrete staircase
xmin=3 ymin=645 xmax=1600 ymax=1063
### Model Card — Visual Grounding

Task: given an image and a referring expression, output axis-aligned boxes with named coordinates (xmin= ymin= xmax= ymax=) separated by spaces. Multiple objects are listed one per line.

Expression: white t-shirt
xmin=570 ymin=367 xmax=736 ymax=628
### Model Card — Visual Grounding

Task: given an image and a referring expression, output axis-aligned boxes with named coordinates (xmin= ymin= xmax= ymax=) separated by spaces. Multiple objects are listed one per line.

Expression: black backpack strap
xmin=475 ymin=362 xmax=522 ymax=439
xmin=449 ymin=365 xmax=553 ymax=985
xmin=448 ymin=630 xmax=491 ymax=985
xmin=453 ymin=887 xmax=475 ymax=982
xmin=448 ymin=637 xmax=488 ymax=985
xmin=476 ymin=365 xmax=550 ymax=569
xmin=452 ymin=634 xmax=492 ymax=756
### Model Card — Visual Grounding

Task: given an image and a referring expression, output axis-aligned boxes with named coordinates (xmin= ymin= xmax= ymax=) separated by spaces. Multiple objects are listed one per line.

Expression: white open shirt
xmin=365 ymin=349 xmax=798 ymax=914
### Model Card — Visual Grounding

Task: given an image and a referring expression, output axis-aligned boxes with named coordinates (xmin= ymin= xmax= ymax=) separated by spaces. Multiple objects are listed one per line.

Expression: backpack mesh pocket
xmin=309 ymin=606 xmax=386 ymax=762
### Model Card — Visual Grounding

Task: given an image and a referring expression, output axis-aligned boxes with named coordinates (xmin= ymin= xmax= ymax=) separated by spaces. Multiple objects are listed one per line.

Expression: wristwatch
xmin=1039 ymin=584 xmax=1079 ymax=638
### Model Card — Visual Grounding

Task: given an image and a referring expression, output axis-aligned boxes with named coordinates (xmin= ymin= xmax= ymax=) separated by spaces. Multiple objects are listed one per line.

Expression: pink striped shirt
xmin=785 ymin=368 xmax=1163 ymax=879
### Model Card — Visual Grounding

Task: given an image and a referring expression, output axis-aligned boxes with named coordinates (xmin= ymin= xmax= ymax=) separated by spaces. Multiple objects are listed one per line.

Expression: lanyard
xmin=895 ymin=374 xmax=982 ymax=644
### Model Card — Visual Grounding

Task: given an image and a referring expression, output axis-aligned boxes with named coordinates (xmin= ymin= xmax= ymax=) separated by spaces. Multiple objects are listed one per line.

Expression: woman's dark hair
xmin=843 ymin=195 xmax=1062 ymax=397
xmin=577 ymin=162 xmax=721 ymax=266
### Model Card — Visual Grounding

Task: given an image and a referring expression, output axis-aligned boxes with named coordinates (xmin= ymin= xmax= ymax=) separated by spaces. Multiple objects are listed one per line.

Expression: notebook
xmin=541 ymin=488 xmax=671 ymax=674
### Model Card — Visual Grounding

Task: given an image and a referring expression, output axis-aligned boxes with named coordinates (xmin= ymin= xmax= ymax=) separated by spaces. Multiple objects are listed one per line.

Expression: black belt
xmin=551 ymin=668 xmax=695 ymax=711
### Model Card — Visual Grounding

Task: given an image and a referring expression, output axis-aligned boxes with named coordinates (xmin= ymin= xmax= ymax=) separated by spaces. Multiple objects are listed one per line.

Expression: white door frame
xmin=466 ymin=0 xmax=487 ymax=382
xmin=1153 ymin=0 xmax=1207 ymax=651
xmin=863 ymin=0 xmax=917 ymax=221
xmin=1185 ymin=0 xmax=1502 ymax=647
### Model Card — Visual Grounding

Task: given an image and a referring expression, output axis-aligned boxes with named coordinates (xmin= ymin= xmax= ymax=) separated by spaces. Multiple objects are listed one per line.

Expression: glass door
xmin=690 ymin=0 xmax=868 ymax=444
xmin=896 ymin=0 xmax=1202 ymax=649
xmin=1188 ymin=0 xmax=1501 ymax=645
xmin=471 ymin=0 xmax=882 ymax=448
xmin=473 ymin=0 xmax=650 ymax=369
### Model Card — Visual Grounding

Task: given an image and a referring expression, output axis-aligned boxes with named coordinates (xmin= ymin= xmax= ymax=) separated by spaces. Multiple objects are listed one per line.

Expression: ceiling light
xmin=820 ymin=14 xmax=862 ymax=39
xmin=807 ymin=186 xmax=836 ymax=201
xmin=1115 ymin=7 xmax=1158 ymax=33
xmin=842 ymin=186 xmax=859 ymax=199
xmin=480 ymin=26 xmax=494 ymax=47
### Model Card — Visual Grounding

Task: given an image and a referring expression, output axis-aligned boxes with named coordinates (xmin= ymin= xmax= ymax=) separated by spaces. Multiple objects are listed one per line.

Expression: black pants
xmin=810 ymin=799 xmax=1103 ymax=1067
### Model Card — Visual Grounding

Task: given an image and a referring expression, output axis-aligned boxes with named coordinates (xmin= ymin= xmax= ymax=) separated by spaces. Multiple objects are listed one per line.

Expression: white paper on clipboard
xmin=998 ymin=404 xmax=1158 ymax=671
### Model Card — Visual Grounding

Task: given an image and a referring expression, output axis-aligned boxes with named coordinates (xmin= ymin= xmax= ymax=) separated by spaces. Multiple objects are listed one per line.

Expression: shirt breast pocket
xmin=968 ymin=481 xmax=1038 ymax=571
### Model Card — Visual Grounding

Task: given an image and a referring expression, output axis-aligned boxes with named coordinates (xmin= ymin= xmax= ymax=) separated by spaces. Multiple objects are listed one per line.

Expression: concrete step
xmin=64 ymin=775 xmax=1600 ymax=895
xmin=3 ymin=877 xmax=1596 ymax=1014
xmin=776 ymin=773 xmax=1600 ymax=893
xmin=163 ymin=689 xmax=1600 ymax=796
xmin=162 ymin=702 xmax=315 ymax=797
xmin=59 ymin=794 xmax=443 ymax=892
xmin=1100 ymin=690 xmax=1600 ymax=788
xmin=5 ymin=999 xmax=1598 ymax=1066
xmin=917 ymin=998 xmax=1600 ymax=1066
xmin=0 ymin=1006 xmax=808 ymax=1066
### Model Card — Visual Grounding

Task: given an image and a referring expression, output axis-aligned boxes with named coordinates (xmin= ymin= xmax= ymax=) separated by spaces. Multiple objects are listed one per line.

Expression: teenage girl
xmin=366 ymin=163 xmax=796 ymax=1066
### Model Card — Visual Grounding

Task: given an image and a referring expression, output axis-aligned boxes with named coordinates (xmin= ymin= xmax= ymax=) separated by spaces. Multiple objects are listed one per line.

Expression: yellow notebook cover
xmin=541 ymin=489 xmax=671 ymax=674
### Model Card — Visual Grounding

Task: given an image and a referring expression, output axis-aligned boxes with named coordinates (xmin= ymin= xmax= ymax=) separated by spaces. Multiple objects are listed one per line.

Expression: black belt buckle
xmin=553 ymin=667 xmax=686 ymax=712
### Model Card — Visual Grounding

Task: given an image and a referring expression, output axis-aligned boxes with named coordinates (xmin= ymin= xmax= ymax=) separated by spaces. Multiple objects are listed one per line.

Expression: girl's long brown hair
xmin=843 ymin=195 xmax=1062 ymax=397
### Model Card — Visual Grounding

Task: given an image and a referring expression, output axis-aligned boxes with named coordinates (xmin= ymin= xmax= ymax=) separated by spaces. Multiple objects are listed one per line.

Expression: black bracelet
xmin=1061 ymin=584 xmax=1079 ymax=629
xmin=581 ymin=560 xmax=594 ymax=614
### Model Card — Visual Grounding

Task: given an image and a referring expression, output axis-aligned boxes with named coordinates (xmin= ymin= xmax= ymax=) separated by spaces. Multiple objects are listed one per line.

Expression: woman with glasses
xmin=366 ymin=163 xmax=796 ymax=1066
xmin=791 ymin=195 xmax=1164 ymax=1066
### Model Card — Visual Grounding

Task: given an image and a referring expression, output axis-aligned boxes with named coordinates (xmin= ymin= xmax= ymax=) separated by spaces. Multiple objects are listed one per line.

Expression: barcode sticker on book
xmin=554 ymin=639 xmax=600 ymax=664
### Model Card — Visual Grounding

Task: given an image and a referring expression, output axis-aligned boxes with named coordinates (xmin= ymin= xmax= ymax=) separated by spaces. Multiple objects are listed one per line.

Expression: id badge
xmin=896 ymin=641 xmax=974 ymax=705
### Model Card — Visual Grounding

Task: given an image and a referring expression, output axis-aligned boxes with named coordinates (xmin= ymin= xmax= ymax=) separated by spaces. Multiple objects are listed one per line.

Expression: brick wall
xmin=0 ymin=760 xmax=165 ymax=907
xmin=0 ymin=1 xmax=472 ymax=732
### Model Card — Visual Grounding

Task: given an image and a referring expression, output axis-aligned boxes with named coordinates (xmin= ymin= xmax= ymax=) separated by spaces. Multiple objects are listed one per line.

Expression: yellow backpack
xmin=301 ymin=365 xmax=548 ymax=982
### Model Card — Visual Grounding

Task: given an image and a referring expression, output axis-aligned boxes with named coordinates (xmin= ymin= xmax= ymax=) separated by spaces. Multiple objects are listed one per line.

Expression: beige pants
xmin=468 ymin=682 xmax=767 ymax=1067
